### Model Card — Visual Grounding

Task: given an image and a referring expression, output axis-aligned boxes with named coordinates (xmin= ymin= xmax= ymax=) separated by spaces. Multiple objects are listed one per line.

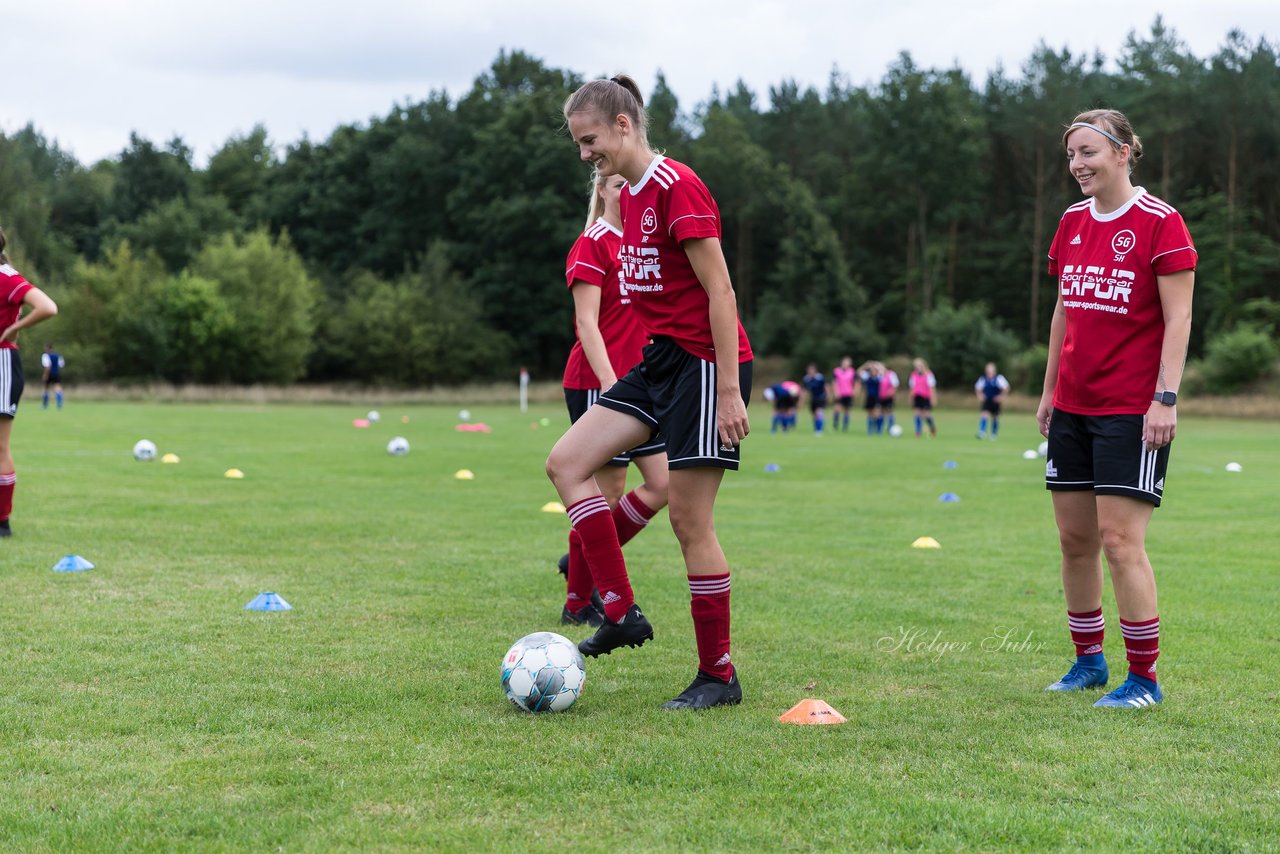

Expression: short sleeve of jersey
xmin=41 ymin=353 xmax=51 ymax=368
xmin=1151 ymin=212 xmax=1197 ymax=275
xmin=1046 ymin=217 xmax=1067 ymax=277
xmin=664 ymin=176 xmax=720 ymax=243
xmin=564 ymin=235 xmax=611 ymax=289
xmin=3 ymin=270 xmax=32 ymax=306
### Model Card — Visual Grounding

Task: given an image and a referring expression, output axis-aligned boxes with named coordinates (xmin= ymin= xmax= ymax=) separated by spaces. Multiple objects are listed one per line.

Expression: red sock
xmin=1120 ymin=616 xmax=1160 ymax=682
xmin=564 ymin=528 xmax=593 ymax=613
xmin=0 ymin=471 xmax=14 ymax=521
xmin=689 ymin=573 xmax=732 ymax=680
xmin=1068 ymin=607 xmax=1105 ymax=657
xmin=613 ymin=490 xmax=658 ymax=546
xmin=566 ymin=496 xmax=633 ymax=621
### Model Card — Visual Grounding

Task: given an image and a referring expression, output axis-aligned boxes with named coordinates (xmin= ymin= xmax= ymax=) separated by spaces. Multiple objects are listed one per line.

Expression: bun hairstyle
xmin=0 ymin=226 xmax=9 ymax=265
xmin=1064 ymin=109 xmax=1144 ymax=173
xmin=563 ymin=74 xmax=652 ymax=148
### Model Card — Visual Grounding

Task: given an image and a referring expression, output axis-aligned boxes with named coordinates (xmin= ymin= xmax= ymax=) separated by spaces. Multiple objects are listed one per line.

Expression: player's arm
xmin=1145 ymin=269 xmax=1194 ymax=449
xmin=996 ymin=377 xmax=1009 ymax=404
xmin=1037 ymin=296 xmax=1067 ymax=437
xmin=685 ymin=237 xmax=749 ymax=446
xmin=570 ymin=282 xmax=617 ymax=390
xmin=0 ymin=287 xmax=58 ymax=344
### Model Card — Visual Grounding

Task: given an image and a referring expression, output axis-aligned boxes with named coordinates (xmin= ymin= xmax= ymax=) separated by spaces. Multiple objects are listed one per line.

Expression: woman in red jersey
xmin=547 ymin=75 xmax=752 ymax=710
xmin=1037 ymin=109 xmax=1195 ymax=710
xmin=557 ymin=170 xmax=669 ymax=628
xmin=0 ymin=226 xmax=59 ymax=538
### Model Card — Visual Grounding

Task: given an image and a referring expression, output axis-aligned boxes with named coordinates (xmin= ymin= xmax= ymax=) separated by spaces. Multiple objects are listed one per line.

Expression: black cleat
xmin=0 ymin=519 xmax=10 ymax=538
xmin=556 ymin=553 xmax=569 ymax=577
xmin=578 ymin=603 xmax=653 ymax=657
xmin=661 ymin=667 xmax=742 ymax=710
xmin=560 ymin=601 xmax=605 ymax=627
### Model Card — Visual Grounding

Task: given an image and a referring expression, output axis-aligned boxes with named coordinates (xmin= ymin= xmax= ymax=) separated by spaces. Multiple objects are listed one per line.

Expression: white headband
xmin=1068 ymin=122 xmax=1126 ymax=148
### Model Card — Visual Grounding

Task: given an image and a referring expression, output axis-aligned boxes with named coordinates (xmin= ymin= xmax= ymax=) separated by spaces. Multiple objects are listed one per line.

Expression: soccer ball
xmin=501 ymin=631 xmax=585 ymax=713
xmin=888 ymin=424 xmax=904 ymax=438
xmin=387 ymin=436 xmax=410 ymax=456
xmin=458 ymin=409 xmax=471 ymax=422
xmin=367 ymin=410 xmax=381 ymax=423
xmin=1037 ymin=440 xmax=1049 ymax=457
xmin=133 ymin=439 xmax=157 ymax=461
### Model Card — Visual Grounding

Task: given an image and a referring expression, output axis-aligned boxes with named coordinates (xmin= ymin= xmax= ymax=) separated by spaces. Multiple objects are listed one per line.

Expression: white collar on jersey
xmin=628 ymin=155 xmax=667 ymax=196
xmin=591 ymin=217 xmax=622 ymax=237
xmin=1089 ymin=187 xmax=1147 ymax=222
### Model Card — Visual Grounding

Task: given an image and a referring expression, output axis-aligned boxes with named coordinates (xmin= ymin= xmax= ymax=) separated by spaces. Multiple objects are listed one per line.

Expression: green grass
xmin=2 ymin=401 xmax=1278 ymax=851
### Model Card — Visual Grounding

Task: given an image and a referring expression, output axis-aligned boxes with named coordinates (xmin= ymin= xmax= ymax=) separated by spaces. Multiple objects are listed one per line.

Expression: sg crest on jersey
xmin=1111 ymin=229 xmax=1136 ymax=261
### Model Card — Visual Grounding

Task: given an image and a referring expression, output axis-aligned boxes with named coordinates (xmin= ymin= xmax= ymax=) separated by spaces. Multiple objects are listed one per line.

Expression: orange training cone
xmin=778 ymin=698 xmax=848 ymax=725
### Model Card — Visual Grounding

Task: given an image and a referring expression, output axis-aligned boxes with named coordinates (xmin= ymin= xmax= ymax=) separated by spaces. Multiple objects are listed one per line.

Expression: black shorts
xmin=1 ymin=349 xmax=24 ymax=418
xmin=879 ymin=396 xmax=895 ymax=412
xmin=912 ymin=394 xmax=932 ymax=411
xmin=564 ymin=387 xmax=665 ymax=467
xmin=596 ymin=337 xmax=752 ymax=471
xmin=809 ymin=397 xmax=827 ymax=414
xmin=863 ymin=395 xmax=880 ymax=411
xmin=837 ymin=395 xmax=854 ymax=409
xmin=1046 ymin=411 xmax=1170 ymax=507
xmin=981 ymin=399 xmax=1002 ymax=416
xmin=45 ymin=373 xmax=61 ymax=386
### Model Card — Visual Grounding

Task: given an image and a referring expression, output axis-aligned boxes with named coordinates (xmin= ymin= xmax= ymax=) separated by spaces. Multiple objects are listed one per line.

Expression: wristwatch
xmin=1153 ymin=391 xmax=1178 ymax=406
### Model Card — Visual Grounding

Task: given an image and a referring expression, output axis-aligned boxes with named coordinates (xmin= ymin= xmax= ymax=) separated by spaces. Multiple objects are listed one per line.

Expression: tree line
xmin=1 ymin=17 xmax=1276 ymax=391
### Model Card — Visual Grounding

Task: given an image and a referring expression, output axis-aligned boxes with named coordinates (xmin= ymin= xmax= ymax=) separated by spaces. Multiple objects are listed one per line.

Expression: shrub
xmin=912 ymin=301 xmax=1020 ymax=387
xmin=1202 ymin=325 xmax=1279 ymax=392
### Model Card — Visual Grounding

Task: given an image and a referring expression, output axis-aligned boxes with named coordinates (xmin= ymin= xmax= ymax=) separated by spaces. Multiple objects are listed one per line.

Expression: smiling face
xmin=1065 ymin=125 xmax=1129 ymax=201
xmin=569 ymin=110 xmax=632 ymax=179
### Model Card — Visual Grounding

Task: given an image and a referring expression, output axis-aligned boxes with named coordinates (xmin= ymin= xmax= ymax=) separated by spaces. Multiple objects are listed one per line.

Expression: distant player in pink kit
xmin=908 ymin=358 xmax=937 ymax=437
xmin=558 ymin=170 xmax=669 ymax=627
xmin=831 ymin=356 xmax=857 ymax=432
xmin=1038 ymin=109 xmax=1195 ymax=709
xmin=0 ymin=226 xmax=59 ymax=539
xmin=548 ymin=75 xmax=753 ymax=710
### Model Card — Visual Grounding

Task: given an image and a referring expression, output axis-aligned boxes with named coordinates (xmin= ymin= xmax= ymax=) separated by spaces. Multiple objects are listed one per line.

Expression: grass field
xmin=1 ymin=400 xmax=1278 ymax=851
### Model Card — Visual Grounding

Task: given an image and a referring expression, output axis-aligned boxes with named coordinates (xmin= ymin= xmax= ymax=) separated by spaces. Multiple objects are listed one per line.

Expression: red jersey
xmin=1 ymin=265 xmax=34 ymax=350
xmin=1047 ymin=189 xmax=1196 ymax=415
xmin=618 ymin=156 xmax=752 ymax=362
xmin=562 ymin=218 xmax=649 ymax=390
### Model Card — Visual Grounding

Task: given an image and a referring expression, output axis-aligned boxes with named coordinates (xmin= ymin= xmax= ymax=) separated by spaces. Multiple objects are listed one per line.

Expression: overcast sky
xmin=4 ymin=0 xmax=1274 ymax=166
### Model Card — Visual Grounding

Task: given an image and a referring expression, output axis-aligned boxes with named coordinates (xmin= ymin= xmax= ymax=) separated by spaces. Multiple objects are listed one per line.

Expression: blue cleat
xmin=1093 ymin=678 xmax=1162 ymax=709
xmin=1045 ymin=658 xmax=1109 ymax=692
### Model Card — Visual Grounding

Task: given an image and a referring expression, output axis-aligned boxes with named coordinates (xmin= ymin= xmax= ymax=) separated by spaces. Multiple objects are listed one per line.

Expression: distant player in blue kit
xmin=858 ymin=361 xmax=883 ymax=434
xmin=41 ymin=343 xmax=64 ymax=409
xmin=975 ymin=362 xmax=1010 ymax=439
xmin=764 ymin=381 xmax=799 ymax=432
xmin=801 ymin=363 xmax=828 ymax=434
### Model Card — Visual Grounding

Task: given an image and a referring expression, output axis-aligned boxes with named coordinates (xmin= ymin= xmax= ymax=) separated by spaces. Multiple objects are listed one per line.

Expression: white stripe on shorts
xmin=0 ymin=350 xmax=12 ymax=416
xmin=700 ymin=358 xmax=718 ymax=459
xmin=1137 ymin=443 xmax=1158 ymax=493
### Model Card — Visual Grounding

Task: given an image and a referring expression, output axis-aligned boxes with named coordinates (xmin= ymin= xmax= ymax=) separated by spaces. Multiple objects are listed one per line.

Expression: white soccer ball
xmin=387 ymin=436 xmax=410 ymax=456
xmin=133 ymin=439 xmax=157 ymax=462
xmin=367 ymin=410 xmax=381 ymax=423
xmin=1038 ymin=440 xmax=1049 ymax=457
xmin=501 ymin=631 xmax=585 ymax=713
xmin=458 ymin=409 xmax=471 ymax=422
xmin=888 ymin=424 xmax=904 ymax=438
